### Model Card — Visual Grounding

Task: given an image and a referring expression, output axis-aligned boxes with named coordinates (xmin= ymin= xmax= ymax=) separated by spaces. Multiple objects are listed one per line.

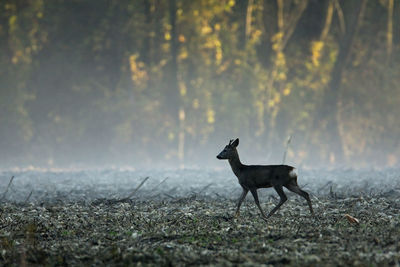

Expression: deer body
xmin=217 ymin=138 xmax=314 ymax=220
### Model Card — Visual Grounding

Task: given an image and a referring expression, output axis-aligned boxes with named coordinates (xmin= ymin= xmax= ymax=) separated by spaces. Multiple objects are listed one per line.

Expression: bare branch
xmin=387 ymin=0 xmax=394 ymax=62
xmin=281 ymin=0 xmax=309 ymax=49
xmin=334 ymin=0 xmax=345 ymax=35
xmin=321 ymin=0 xmax=334 ymax=41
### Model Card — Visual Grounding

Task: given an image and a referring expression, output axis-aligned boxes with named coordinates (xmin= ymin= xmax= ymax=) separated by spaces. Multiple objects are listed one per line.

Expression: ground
xmin=1 ymin=195 xmax=400 ymax=266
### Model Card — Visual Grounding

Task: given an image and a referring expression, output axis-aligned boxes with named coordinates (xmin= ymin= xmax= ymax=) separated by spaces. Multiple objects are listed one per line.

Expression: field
xmin=1 ymin=169 xmax=400 ymax=266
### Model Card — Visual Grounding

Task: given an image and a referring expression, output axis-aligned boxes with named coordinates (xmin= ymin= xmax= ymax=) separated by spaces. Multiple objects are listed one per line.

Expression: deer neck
xmin=228 ymin=150 xmax=243 ymax=177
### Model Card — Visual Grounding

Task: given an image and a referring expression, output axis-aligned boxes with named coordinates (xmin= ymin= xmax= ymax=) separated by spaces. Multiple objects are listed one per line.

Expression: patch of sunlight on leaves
xmin=201 ymin=25 xmax=212 ymax=35
xmin=311 ymin=41 xmax=324 ymax=67
xmin=179 ymin=82 xmax=187 ymax=96
xmin=283 ymin=88 xmax=291 ymax=96
xmin=207 ymin=109 xmax=215 ymax=124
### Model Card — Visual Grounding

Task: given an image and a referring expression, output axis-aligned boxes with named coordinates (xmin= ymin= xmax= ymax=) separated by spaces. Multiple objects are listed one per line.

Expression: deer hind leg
xmin=285 ymin=182 xmax=314 ymax=216
xmin=265 ymin=185 xmax=287 ymax=218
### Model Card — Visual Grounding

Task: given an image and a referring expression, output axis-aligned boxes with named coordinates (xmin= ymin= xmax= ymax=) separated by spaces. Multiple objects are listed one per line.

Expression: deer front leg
xmin=266 ymin=185 xmax=288 ymax=218
xmin=235 ymin=188 xmax=248 ymax=217
xmin=250 ymin=189 xmax=268 ymax=221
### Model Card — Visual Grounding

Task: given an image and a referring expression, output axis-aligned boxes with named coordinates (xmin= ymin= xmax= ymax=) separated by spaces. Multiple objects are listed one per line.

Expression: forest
xmin=1 ymin=0 xmax=399 ymax=169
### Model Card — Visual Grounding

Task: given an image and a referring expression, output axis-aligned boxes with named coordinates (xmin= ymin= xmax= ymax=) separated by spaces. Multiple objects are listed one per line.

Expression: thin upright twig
xmin=282 ymin=135 xmax=292 ymax=164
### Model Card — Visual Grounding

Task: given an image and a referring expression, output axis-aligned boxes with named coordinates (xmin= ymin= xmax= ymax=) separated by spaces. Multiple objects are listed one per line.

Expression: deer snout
xmin=216 ymin=155 xmax=223 ymax=159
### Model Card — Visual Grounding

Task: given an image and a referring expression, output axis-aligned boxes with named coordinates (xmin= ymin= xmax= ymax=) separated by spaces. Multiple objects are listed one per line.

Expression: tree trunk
xmin=236 ymin=0 xmax=248 ymax=51
xmin=166 ymin=0 xmax=183 ymax=164
xmin=315 ymin=0 xmax=366 ymax=165
xmin=141 ymin=0 xmax=152 ymax=66
xmin=166 ymin=0 xmax=179 ymax=117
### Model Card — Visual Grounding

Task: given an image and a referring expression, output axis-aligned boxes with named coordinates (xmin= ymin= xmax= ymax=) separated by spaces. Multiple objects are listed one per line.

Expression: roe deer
xmin=216 ymin=138 xmax=314 ymax=221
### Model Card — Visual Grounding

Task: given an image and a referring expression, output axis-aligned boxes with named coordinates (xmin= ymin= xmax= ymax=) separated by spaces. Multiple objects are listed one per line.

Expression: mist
xmin=2 ymin=2 xmax=400 ymax=265
xmin=1 ymin=0 xmax=399 ymax=171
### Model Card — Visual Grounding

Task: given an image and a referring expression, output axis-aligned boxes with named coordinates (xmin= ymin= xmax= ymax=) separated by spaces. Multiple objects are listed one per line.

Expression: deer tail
xmin=289 ymin=167 xmax=298 ymax=183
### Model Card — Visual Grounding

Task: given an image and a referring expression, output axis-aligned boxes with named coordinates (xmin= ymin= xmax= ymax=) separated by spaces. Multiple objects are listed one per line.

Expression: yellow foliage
xmin=283 ymin=88 xmax=291 ymax=96
xmin=177 ymin=8 xmax=183 ymax=16
xmin=216 ymin=46 xmax=222 ymax=65
xmin=179 ymin=49 xmax=188 ymax=60
xmin=272 ymin=43 xmax=280 ymax=51
xmin=216 ymin=61 xmax=229 ymax=74
xmin=201 ymin=25 xmax=213 ymax=35
xmin=251 ymin=29 xmax=262 ymax=43
xmin=274 ymin=93 xmax=281 ymax=104
xmin=164 ymin=32 xmax=171 ymax=41
xmin=9 ymin=15 xmax=17 ymax=29
xmin=129 ymin=54 xmax=148 ymax=87
xmin=268 ymin=99 xmax=275 ymax=107
xmin=275 ymin=52 xmax=286 ymax=67
xmin=207 ymin=109 xmax=215 ymax=124
xmin=179 ymin=82 xmax=187 ymax=96
xmin=311 ymin=41 xmax=324 ymax=66
xmin=5 ymin=4 xmax=15 ymax=10
xmin=271 ymin=32 xmax=284 ymax=42
xmin=179 ymin=109 xmax=185 ymax=121
xmin=12 ymin=56 xmax=19 ymax=64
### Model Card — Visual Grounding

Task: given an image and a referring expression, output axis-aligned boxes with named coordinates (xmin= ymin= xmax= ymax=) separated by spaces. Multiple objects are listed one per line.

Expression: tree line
xmin=0 ymin=0 xmax=399 ymax=169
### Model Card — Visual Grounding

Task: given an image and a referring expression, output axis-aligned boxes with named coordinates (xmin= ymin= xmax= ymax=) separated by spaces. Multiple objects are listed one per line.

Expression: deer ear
xmin=232 ymin=138 xmax=239 ymax=147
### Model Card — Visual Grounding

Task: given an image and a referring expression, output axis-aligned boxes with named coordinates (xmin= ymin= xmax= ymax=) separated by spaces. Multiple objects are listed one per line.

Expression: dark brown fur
xmin=217 ymin=138 xmax=314 ymax=220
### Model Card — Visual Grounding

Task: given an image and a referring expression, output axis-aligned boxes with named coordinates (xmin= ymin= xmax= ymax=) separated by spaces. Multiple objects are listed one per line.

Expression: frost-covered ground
xmin=0 ymin=168 xmax=399 ymax=203
xmin=1 ymin=168 xmax=400 ymax=266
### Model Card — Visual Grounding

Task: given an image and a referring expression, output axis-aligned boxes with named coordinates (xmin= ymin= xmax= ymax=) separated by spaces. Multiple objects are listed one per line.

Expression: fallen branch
xmin=1 ymin=176 xmax=15 ymax=201
xmin=117 ymin=176 xmax=150 ymax=202
xmin=317 ymin=181 xmax=333 ymax=194
xmin=163 ymin=193 xmax=176 ymax=199
xmin=197 ymin=183 xmax=214 ymax=195
xmin=151 ymin=177 xmax=169 ymax=192
xmin=24 ymin=190 xmax=33 ymax=203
